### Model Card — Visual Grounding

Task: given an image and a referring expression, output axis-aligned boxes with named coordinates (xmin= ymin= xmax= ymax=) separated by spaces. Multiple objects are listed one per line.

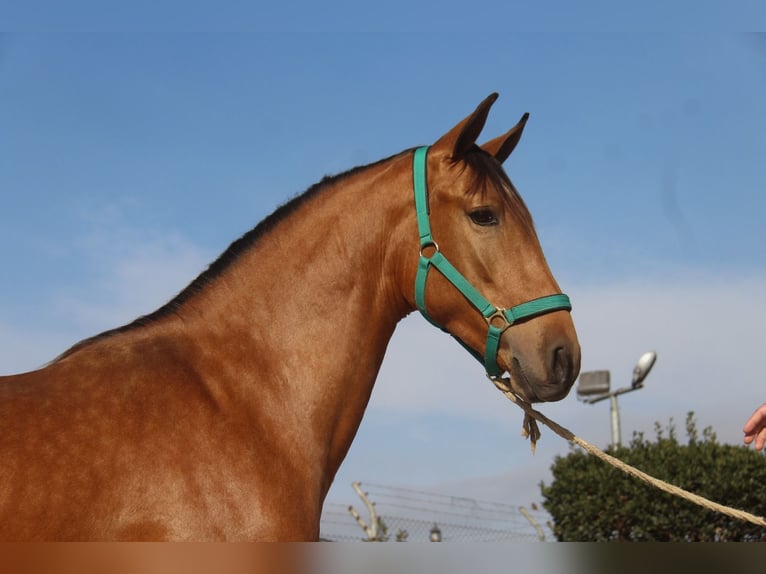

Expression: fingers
xmin=744 ymin=404 xmax=766 ymax=450
xmin=746 ymin=427 xmax=766 ymax=450
xmin=755 ymin=427 xmax=766 ymax=451
xmin=743 ymin=404 xmax=766 ymax=434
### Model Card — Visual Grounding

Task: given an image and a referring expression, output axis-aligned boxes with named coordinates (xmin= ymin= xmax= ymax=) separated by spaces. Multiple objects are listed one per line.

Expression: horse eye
xmin=469 ymin=209 xmax=499 ymax=226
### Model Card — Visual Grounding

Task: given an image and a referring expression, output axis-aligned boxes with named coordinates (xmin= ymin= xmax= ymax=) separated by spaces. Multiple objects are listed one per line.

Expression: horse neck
xmin=177 ymin=153 xmax=416 ymax=486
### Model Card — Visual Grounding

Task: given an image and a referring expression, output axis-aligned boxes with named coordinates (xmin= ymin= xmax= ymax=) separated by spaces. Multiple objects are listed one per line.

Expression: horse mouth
xmin=508 ymin=357 xmax=540 ymax=403
xmin=507 ymin=356 xmax=570 ymax=403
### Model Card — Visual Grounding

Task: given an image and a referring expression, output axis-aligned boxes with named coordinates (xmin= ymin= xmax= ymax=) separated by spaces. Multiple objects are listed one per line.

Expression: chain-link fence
xmin=320 ymin=482 xmax=552 ymax=542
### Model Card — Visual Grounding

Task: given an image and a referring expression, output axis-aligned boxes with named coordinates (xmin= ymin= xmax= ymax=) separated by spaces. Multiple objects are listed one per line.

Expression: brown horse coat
xmin=0 ymin=94 xmax=579 ymax=540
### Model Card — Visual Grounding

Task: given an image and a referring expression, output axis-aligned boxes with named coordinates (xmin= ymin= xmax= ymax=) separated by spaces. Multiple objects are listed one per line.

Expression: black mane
xmin=56 ymin=149 xmax=411 ymax=359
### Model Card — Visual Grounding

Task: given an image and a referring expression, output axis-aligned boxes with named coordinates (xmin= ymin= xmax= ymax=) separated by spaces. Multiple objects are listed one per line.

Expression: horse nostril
xmin=552 ymin=346 xmax=574 ymax=386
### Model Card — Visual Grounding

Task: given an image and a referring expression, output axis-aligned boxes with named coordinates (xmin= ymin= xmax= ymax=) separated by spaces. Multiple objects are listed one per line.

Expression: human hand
xmin=743 ymin=403 xmax=766 ymax=451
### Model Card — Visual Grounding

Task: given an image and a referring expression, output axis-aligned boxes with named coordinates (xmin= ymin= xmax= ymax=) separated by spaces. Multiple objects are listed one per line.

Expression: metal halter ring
xmin=419 ymin=240 xmax=440 ymax=259
xmin=485 ymin=309 xmax=513 ymax=332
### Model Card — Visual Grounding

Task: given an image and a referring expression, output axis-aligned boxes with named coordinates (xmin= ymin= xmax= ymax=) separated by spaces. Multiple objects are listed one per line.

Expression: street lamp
xmin=429 ymin=524 xmax=442 ymax=542
xmin=576 ymin=351 xmax=657 ymax=448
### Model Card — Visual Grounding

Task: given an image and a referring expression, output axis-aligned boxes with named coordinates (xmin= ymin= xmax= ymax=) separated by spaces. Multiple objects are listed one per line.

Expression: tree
xmin=541 ymin=413 xmax=766 ymax=541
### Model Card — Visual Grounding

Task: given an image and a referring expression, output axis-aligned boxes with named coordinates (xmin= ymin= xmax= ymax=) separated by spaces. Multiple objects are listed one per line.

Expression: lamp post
xmin=576 ymin=351 xmax=657 ymax=448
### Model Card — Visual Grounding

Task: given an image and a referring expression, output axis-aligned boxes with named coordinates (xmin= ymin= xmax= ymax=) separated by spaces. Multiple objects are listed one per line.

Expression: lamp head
xmin=632 ymin=351 xmax=657 ymax=387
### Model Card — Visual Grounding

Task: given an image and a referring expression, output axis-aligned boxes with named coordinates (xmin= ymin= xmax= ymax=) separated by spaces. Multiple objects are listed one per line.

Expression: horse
xmin=0 ymin=93 xmax=580 ymax=541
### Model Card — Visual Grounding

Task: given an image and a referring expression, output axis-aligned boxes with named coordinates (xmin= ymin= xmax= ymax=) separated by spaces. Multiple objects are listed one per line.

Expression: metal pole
xmin=348 ymin=482 xmax=381 ymax=541
xmin=519 ymin=506 xmax=546 ymax=542
xmin=610 ymin=394 xmax=621 ymax=448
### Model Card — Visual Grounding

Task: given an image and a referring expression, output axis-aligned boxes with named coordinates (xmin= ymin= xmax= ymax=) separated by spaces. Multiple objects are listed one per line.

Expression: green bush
xmin=541 ymin=413 xmax=766 ymax=541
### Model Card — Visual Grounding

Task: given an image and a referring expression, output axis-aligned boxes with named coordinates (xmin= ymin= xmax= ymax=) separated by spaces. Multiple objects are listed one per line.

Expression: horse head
xmin=409 ymin=93 xmax=580 ymax=402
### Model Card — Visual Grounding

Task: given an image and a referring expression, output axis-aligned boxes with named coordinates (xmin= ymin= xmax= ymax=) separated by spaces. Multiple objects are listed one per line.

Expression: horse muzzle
xmin=504 ymin=336 xmax=580 ymax=403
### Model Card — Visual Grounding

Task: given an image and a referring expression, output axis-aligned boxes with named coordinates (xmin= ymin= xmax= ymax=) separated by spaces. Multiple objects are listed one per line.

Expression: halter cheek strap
xmin=412 ymin=145 xmax=572 ymax=377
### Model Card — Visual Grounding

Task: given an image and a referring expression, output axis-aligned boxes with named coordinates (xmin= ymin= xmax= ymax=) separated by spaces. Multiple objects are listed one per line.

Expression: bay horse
xmin=0 ymin=93 xmax=579 ymax=541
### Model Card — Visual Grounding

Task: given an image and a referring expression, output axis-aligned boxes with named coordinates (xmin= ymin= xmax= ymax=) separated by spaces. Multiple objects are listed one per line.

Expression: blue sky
xmin=2 ymin=21 xmax=766 ymax=528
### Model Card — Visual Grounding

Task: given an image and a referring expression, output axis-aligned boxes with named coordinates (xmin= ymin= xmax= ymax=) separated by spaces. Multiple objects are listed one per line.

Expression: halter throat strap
xmin=412 ymin=145 xmax=572 ymax=377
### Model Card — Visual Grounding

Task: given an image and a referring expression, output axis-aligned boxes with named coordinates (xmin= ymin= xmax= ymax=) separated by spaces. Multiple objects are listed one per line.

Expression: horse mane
xmin=54 ymin=149 xmax=413 ymax=361
xmin=55 ymin=145 xmax=530 ymax=361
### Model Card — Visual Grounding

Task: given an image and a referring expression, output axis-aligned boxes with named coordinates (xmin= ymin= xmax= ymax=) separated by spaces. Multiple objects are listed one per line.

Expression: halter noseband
xmin=412 ymin=146 xmax=572 ymax=378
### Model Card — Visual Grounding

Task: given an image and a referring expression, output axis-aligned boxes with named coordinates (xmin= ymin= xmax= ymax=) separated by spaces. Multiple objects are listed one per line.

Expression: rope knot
xmin=488 ymin=375 xmax=541 ymax=453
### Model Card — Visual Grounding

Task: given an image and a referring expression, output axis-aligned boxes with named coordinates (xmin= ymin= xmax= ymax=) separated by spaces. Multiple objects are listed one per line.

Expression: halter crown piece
xmin=412 ymin=146 xmax=572 ymax=378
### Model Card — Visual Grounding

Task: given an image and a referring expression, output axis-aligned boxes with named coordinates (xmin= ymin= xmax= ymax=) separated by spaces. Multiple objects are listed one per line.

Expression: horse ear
xmin=433 ymin=93 xmax=499 ymax=158
xmin=481 ymin=112 xmax=530 ymax=163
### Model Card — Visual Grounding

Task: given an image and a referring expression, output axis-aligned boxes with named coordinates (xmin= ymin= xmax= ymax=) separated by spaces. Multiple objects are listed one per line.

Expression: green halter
xmin=412 ymin=146 xmax=572 ymax=378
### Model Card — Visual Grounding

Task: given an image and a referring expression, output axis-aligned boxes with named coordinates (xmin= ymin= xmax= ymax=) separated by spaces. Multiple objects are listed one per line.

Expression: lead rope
xmin=489 ymin=376 xmax=766 ymax=528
